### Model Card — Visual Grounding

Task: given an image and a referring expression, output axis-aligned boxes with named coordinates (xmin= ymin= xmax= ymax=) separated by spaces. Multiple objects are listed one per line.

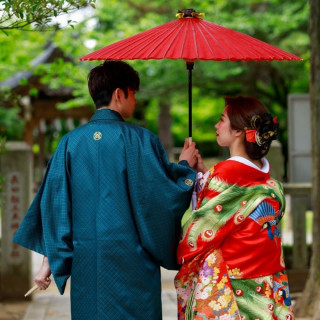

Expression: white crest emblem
xmin=93 ymin=131 xmax=102 ymax=140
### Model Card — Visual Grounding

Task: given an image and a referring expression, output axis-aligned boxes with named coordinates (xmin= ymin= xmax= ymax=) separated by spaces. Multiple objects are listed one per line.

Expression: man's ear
xmin=114 ymin=88 xmax=121 ymax=101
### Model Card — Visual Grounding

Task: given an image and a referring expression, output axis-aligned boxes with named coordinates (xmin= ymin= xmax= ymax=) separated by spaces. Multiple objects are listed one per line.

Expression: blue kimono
xmin=13 ymin=109 xmax=196 ymax=320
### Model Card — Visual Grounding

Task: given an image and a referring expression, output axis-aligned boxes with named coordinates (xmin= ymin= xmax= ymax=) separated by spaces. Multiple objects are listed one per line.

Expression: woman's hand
xmin=34 ymin=256 xmax=52 ymax=290
xmin=195 ymin=153 xmax=208 ymax=174
xmin=179 ymin=138 xmax=198 ymax=168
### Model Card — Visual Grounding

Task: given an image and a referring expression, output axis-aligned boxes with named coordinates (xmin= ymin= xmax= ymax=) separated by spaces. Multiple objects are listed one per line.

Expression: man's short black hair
xmin=88 ymin=60 xmax=140 ymax=109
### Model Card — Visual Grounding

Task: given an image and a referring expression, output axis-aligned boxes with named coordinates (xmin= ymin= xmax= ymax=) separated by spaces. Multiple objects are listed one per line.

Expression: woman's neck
xmin=233 ymin=154 xmax=263 ymax=169
xmin=229 ymin=144 xmax=263 ymax=169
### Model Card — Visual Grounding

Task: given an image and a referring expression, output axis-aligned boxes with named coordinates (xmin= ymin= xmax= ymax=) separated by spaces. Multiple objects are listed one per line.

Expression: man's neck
xmin=98 ymin=106 xmax=119 ymax=113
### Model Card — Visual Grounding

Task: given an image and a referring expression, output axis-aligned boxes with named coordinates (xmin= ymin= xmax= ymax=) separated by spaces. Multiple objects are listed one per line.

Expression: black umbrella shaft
xmin=187 ymin=62 xmax=194 ymax=138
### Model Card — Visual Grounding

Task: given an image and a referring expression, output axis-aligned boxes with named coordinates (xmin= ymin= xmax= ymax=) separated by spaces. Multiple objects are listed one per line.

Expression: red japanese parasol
xmin=80 ymin=9 xmax=302 ymax=138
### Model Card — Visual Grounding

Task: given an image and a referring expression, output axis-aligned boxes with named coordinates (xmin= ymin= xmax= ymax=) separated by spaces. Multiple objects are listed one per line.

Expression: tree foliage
xmin=0 ymin=0 xmax=96 ymax=32
xmin=0 ymin=0 xmax=309 ymax=154
xmin=72 ymin=0 xmax=308 ymax=160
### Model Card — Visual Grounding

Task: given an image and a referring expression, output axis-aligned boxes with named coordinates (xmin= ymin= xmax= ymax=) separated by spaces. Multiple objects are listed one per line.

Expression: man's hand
xmin=179 ymin=138 xmax=198 ymax=168
xmin=34 ymin=256 xmax=52 ymax=290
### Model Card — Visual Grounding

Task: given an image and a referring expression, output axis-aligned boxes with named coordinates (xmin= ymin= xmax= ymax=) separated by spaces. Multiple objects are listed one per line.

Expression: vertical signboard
xmin=0 ymin=142 xmax=33 ymax=299
xmin=6 ymin=172 xmax=24 ymax=265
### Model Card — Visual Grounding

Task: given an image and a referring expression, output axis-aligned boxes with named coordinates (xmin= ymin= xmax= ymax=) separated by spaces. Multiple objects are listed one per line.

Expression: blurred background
xmin=0 ymin=0 xmax=309 ymax=183
xmin=0 ymin=1 xmax=315 ymax=318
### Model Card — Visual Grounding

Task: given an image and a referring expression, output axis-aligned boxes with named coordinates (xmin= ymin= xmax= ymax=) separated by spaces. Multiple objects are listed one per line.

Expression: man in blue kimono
xmin=13 ymin=61 xmax=197 ymax=319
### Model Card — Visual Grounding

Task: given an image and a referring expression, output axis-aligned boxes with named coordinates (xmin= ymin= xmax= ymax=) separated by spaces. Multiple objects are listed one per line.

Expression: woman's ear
xmin=234 ymin=130 xmax=244 ymax=137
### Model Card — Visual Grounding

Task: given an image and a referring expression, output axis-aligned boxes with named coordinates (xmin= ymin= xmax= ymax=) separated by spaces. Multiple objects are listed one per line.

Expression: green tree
xmin=0 ymin=0 xmax=96 ymax=32
xmin=0 ymin=0 xmax=309 ymax=157
xmin=0 ymin=0 xmax=96 ymax=140
xmin=70 ymin=0 xmax=308 ymax=162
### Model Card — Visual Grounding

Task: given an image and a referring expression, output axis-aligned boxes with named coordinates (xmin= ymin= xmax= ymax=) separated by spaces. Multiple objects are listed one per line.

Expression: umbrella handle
xmin=188 ymin=137 xmax=192 ymax=146
xmin=186 ymin=61 xmax=194 ymax=139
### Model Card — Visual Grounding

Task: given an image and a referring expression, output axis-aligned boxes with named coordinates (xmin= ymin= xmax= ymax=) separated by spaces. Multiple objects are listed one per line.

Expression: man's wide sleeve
xmin=126 ymin=134 xmax=196 ymax=270
xmin=13 ymin=136 xmax=72 ymax=294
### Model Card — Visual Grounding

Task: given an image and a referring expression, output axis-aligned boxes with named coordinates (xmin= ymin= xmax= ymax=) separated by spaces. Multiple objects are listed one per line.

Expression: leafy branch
xmin=0 ymin=0 xmax=96 ymax=32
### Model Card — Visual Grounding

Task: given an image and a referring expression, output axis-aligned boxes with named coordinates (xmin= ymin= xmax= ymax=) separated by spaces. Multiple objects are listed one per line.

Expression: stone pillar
xmin=0 ymin=142 xmax=33 ymax=299
xmin=267 ymin=140 xmax=286 ymax=232
xmin=267 ymin=140 xmax=284 ymax=181
xmin=283 ymin=183 xmax=311 ymax=270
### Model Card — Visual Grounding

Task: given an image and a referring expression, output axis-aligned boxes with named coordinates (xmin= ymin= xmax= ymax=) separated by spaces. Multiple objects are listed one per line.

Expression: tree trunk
xmin=294 ymin=0 xmax=320 ymax=318
xmin=158 ymin=100 xmax=174 ymax=160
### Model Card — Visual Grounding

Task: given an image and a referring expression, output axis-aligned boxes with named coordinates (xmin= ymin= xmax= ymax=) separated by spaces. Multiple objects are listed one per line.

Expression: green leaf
xmin=29 ymin=88 xmax=39 ymax=97
xmin=19 ymin=78 xmax=28 ymax=86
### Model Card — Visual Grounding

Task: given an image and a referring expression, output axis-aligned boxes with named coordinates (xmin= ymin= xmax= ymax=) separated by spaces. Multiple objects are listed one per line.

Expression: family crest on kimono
xmin=13 ymin=61 xmax=199 ymax=320
xmin=175 ymin=96 xmax=294 ymax=320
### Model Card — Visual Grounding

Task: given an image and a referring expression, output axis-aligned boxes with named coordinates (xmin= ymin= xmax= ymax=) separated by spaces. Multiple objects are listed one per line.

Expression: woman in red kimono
xmin=175 ymin=96 xmax=294 ymax=320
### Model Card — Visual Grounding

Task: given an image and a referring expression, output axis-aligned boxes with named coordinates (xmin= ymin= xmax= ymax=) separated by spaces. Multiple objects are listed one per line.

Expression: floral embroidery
xmin=227 ymin=267 xmax=243 ymax=279
xmin=267 ymin=179 xmax=277 ymax=187
xmin=175 ymin=250 xmax=241 ymax=319
xmin=176 ymin=161 xmax=293 ymax=320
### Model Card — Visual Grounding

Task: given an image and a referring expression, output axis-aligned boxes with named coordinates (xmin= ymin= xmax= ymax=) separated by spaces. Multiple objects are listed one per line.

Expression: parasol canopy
xmin=80 ymin=9 xmax=302 ymax=137
xmin=80 ymin=10 xmax=301 ymax=62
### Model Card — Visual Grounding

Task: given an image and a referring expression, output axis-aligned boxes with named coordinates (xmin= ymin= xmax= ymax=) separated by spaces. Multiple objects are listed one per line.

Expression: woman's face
xmin=214 ymin=107 xmax=237 ymax=147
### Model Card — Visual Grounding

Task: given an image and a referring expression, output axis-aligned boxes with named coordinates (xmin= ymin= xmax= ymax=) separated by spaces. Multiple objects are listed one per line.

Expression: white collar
xmin=227 ymin=156 xmax=270 ymax=173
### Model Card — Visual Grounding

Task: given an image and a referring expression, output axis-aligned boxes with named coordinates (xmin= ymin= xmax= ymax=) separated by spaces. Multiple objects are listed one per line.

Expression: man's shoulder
xmin=73 ymin=119 xmax=155 ymax=136
xmin=123 ymin=123 xmax=159 ymax=143
xmin=125 ymin=122 xmax=155 ymax=135
xmin=58 ymin=121 xmax=160 ymax=150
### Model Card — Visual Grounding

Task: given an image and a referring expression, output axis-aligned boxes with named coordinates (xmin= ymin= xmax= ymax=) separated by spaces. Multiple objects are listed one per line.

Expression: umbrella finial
xmin=176 ymin=9 xmax=205 ymax=18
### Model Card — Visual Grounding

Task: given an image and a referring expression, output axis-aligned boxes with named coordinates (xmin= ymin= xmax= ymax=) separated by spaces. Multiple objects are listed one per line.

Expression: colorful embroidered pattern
xmin=230 ymin=271 xmax=294 ymax=319
xmin=175 ymin=160 xmax=294 ymax=320
xmin=175 ymin=250 xmax=241 ymax=320
xmin=175 ymin=250 xmax=294 ymax=319
xmin=249 ymin=201 xmax=281 ymax=241
xmin=177 ymin=175 xmax=285 ymax=265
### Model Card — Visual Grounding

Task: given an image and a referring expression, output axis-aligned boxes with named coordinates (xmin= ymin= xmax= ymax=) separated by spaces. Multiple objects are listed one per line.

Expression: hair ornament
xmin=245 ymin=113 xmax=278 ymax=146
xmin=245 ymin=129 xmax=257 ymax=143
xmin=244 ymin=115 xmax=260 ymax=144
xmin=250 ymin=115 xmax=261 ymax=129
xmin=255 ymin=131 xmax=263 ymax=146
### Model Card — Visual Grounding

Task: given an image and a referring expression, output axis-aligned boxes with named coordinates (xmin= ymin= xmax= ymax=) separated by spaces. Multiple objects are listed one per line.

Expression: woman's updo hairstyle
xmin=225 ymin=96 xmax=279 ymax=160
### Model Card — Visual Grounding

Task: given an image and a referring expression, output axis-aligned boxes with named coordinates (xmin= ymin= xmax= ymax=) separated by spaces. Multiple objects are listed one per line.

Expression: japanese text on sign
xmin=6 ymin=172 xmax=24 ymax=264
